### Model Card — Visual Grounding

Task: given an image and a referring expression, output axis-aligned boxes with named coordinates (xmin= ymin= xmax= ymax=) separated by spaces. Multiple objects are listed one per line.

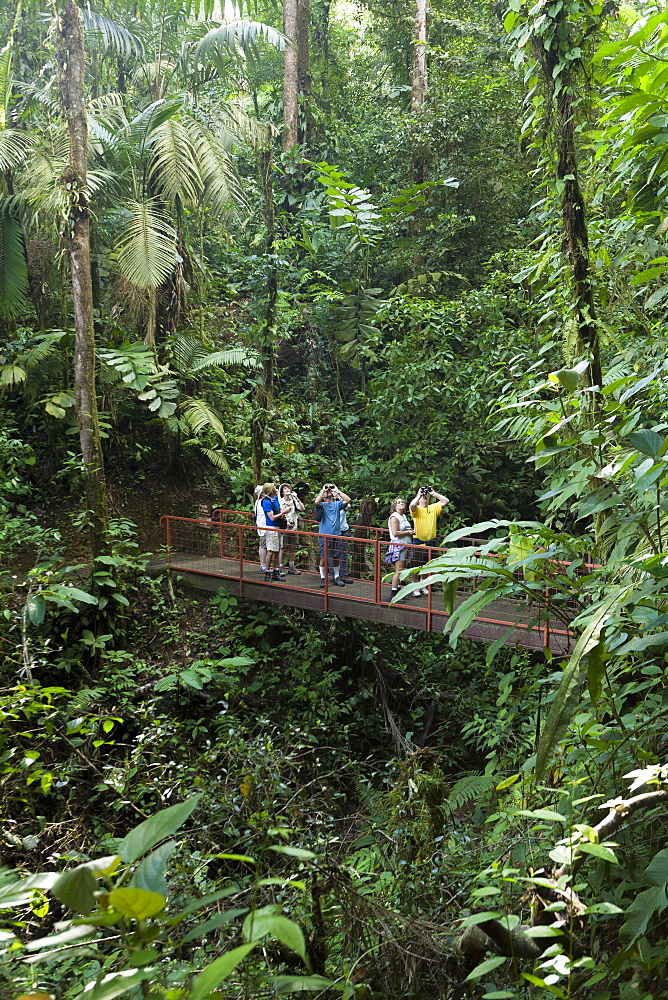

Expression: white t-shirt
xmin=388 ymin=512 xmax=412 ymax=545
xmin=254 ymin=497 xmax=266 ymax=530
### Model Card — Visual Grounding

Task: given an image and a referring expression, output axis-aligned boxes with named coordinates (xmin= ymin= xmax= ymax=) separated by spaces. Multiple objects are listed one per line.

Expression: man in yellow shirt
xmin=409 ymin=486 xmax=450 ymax=596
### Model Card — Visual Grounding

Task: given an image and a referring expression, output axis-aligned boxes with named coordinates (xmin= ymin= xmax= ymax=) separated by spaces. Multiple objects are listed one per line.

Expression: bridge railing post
xmin=165 ymin=516 xmax=172 ymax=567
xmin=426 ymin=544 xmax=433 ymax=631
xmin=373 ymin=529 xmax=380 ymax=605
xmin=238 ymin=525 xmax=244 ymax=598
xmin=324 ymin=535 xmax=328 ymax=611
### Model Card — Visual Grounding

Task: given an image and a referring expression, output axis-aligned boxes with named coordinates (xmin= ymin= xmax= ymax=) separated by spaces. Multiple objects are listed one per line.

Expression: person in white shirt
xmin=386 ymin=497 xmax=414 ymax=603
xmin=278 ymin=483 xmax=305 ymax=574
xmin=254 ymin=485 xmax=268 ymax=574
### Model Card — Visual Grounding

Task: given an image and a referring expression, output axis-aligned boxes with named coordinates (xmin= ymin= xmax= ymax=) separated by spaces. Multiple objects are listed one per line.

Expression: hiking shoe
xmin=287 ymin=566 xmax=301 ymax=574
xmin=274 ymin=571 xmax=285 ymax=581
xmin=319 ymin=579 xmax=326 ymax=589
xmin=334 ymin=578 xmax=346 ymax=587
xmin=264 ymin=572 xmax=273 ymax=583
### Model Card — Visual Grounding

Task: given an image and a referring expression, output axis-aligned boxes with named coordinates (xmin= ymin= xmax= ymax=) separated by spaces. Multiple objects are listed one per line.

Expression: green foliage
xmin=0 ymin=798 xmax=325 ymax=1000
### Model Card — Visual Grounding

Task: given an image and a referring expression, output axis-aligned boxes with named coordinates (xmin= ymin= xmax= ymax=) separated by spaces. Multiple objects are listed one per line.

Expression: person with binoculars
xmin=314 ymin=482 xmax=352 ymax=588
xmin=409 ymin=486 xmax=450 ymax=596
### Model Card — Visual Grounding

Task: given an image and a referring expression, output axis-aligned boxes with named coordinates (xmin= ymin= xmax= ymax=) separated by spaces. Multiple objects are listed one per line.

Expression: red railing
xmin=159 ymin=511 xmax=578 ymax=652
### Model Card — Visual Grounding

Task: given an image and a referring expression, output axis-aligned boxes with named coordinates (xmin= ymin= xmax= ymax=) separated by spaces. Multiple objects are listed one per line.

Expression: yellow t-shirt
xmin=411 ymin=501 xmax=442 ymax=542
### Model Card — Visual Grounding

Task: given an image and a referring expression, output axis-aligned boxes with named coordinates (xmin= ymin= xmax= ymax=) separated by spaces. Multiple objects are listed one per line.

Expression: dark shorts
xmin=319 ymin=536 xmax=342 ymax=559
xmin=413 ymin=538 xmax=438 ymax=566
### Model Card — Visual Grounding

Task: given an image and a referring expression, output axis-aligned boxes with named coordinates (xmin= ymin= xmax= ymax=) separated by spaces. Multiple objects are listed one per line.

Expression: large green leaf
xmin=270 ymin=976 xmax=341 ymax=993
xmin=131 ymin=840 xmax=177 ymax=897
xmin=242 ymin=906 xmax=306 ymax=961
xmin=628 ymin=429 xmax=664 ymax=458
xmin=79 ymin=969 xmax=156 ymax=1000
xmin=119 ymin=795 xmax=200 ymax=864
xmin=181 ymin=907 xmax=249 ymax=943
xmin=108 ymin=888 xmax=166 ymax=920
xmin=114 ymin=200 xmax=178 ymax=290
xmin=536 ymin=585 xmax=634 ymax=780
xmin=464 ymin=955 xmax=508 ymax=981
xmin=622 ymin=885 xmax=667 ymax=943
xmin=188 ymin=943 xmax=256 ymax=1000
xmin=645 ymin=848 xmax=668 ymax=887
xmin=52 ymin=866 xmax=97 ymax=915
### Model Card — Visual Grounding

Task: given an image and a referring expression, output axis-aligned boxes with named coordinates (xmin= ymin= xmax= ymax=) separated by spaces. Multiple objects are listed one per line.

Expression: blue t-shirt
xmin=317 ymin=499 xmax=345 ymax=535
xmin=262 ymin=495 xmax=280 ymax=527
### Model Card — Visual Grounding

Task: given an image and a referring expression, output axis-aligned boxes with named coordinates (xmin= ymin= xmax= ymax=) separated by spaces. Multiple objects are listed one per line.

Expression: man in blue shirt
xmin=261 ymin=482 xmax=286 ymax=583
xmin=314 ymin=483 xmax=352 ymax=588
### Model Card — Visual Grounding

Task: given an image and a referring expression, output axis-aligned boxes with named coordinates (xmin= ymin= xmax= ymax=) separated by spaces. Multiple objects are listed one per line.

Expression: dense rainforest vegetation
xmin=4 ymin=0 xmax=668 ymax=996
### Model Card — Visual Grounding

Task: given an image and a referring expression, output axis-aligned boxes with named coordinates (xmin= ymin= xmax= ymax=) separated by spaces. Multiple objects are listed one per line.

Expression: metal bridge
xmin=160 ymin=509 xmax=576 ymax=653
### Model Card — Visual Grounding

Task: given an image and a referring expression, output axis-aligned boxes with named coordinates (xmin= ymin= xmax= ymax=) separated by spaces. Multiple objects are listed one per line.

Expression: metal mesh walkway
xmin=160 ymin=511 xmax=576 ymax=653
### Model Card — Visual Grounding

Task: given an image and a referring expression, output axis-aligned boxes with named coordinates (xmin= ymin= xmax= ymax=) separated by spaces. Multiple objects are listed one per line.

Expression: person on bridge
xmin=409 ymin=487 xmax=450 ymax=596
xmin=278 ymin=483 xmax=305 ymax=575
xmin=254 ymin=485 xmax=268 ymax=575
xmin=314 ymin=483 xmax=351 ymax=588
xmin=386 ymin=497 xmax=414 ymax=603
xmin=261 ymin=482 xmax=286 ymax=583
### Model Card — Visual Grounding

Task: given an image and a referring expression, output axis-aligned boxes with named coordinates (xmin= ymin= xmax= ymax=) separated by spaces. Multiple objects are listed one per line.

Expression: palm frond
xmin=89 ymin=94 xmax=129 ymax=152
xmin=127 ymin=97 xmax=183 ymax=157
xmin=114 ymin=199 xmax=177 ymax=290
xmin=171 ymin=334 xmax=209 ymax=374
xmin=87 ymin=167 xmax=120 ymax=196
xmin=0 ymin=129 xmax=32 ymax=172
xmin=185 ymin=19 xmax=286 ymax=73
xmin=194 ymin=445 xmax=229 ymax=472
xmin=147 ymin=118 xmax=203 ymax=205
xmin=0 ymin=3 xmax=22 ymax=127
xmin=83 ymin=11 xmax=145 ymax=59
xmin=181 ymin=397 xmax=226 ymax=440
xmin=0 ymin=37 xmax=13 ymax=129
xmin=0 ymin=201 xmax=28 ymax=320
xmin=0 ymin=364 xmax=26 ymax=387
xmin=192 ymin=347 xmax=260 ymax=371
xmin=189 ymin=123 xmax=246 ymax=214
xmin=14 ymin=77 xmax=61 ymax=116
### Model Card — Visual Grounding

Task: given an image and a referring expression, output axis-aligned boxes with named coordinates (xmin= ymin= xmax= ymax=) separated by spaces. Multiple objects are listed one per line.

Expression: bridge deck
xmin=161 ymin=512 xmax=575 ymax=653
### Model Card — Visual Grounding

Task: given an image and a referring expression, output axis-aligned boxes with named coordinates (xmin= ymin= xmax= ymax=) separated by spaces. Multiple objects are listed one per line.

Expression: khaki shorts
xmin=266 ymin=530 xmax=281 ymax=552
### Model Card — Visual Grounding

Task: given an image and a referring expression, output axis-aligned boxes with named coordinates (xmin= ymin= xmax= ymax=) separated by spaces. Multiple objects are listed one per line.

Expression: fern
xmin=446 ymin=772 xmax=496 ymax=814
xmin=20 ymin=331 xmax=67 ymax=369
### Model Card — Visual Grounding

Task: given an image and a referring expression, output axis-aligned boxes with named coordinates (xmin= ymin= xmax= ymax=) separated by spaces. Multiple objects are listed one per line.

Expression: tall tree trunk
xmin=283 ymin=0 xmax=298 ymax=150
xmin=411 ymin=0 xmax=428 ymax=276
xmin=297 ymin=0 xmax=311 ymax=146
xmin=251 ymin=135 xmax=276 ymax=484
xmin=56 ymin=0 xmax=109 ymax=559
xmin=412 ymin=0 xmax=428 ymax=113
xmin=556 ymin=83 xmax=602 ymax=390
xmin=313 ymin=0 xmax=331 ymax=105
